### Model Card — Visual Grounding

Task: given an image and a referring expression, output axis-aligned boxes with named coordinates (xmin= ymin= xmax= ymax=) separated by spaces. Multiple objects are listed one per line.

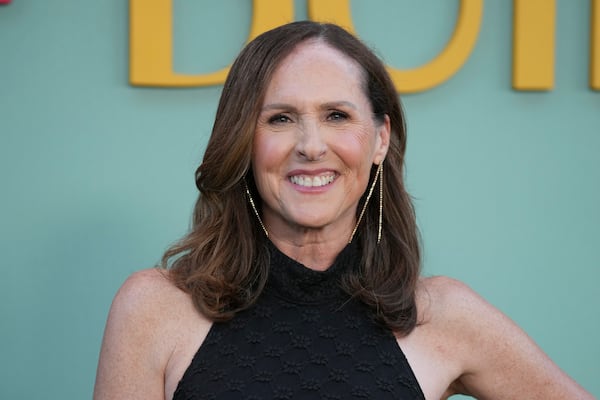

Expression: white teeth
xmin=290 ymin=174 xmax=335 ymax=187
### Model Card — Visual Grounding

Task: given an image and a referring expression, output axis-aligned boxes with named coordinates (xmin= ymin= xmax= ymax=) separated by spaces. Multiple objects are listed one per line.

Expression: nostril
xmin=296 ymin=133 xmax=327 ymax=161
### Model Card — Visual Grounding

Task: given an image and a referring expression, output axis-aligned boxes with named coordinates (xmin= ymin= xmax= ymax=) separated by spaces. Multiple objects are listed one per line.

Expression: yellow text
xmin=129 ymin=0 xmax=599 ymax=92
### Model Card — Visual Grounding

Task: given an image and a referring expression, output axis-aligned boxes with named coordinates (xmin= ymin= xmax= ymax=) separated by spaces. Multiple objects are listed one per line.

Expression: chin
xmin=288 ymin=214 xmax=343 ymax=232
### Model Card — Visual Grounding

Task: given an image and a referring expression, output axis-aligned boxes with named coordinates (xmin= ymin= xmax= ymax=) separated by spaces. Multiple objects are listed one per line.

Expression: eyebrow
xmin=260 ymin=101 xmax=358 ymax=112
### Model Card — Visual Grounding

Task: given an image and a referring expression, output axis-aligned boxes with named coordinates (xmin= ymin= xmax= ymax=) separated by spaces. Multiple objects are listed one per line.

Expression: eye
xmin=268 ymin=114 xmax=292 ymax=124
xmin=327 ymin=111 xmax=348 ymax=121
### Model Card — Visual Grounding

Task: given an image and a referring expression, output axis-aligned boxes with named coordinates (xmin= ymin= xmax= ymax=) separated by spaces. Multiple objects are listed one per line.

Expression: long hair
xmin=163 ymin=21 xmax=421 ymax=335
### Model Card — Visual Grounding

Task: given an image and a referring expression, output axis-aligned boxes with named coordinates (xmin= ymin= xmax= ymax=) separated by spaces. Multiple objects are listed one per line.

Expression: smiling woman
xmin=252 ymin=41 xmax=389 ymax=257
xmin=93 ymin=21 xmax=594 ymax=400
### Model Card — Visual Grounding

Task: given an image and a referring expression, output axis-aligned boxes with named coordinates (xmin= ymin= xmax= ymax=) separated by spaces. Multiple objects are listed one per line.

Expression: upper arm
xmin=439 ymin=278 xmax=593 ymax=400
xmin=93 ymin=269 xmax=175 ymax=400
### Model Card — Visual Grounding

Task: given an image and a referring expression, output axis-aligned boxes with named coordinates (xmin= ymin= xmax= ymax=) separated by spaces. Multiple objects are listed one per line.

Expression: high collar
xmin=265 ymin=240 xmax=360 ymax=305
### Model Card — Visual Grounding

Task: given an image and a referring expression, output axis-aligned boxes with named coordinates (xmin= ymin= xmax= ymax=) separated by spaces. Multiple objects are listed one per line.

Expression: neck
xmin=267 ymin=229 xmax=352 ymax=271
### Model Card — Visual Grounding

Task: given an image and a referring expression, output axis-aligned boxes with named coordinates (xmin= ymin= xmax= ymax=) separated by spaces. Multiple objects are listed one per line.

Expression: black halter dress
xmin=173 ymin=242 xmax=425 ymax=399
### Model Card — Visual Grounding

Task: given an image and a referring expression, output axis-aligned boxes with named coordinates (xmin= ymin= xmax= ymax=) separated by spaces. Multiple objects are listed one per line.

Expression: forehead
xmin=264 ymin=40 xmax=366 ymax=100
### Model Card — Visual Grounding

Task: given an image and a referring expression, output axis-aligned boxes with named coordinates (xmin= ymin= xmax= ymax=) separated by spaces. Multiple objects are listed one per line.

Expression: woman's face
xmin=252 ymin=40 xmax=390 ymax=240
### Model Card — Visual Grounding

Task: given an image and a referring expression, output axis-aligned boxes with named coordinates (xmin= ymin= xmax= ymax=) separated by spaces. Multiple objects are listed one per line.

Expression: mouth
xmin=289 ymin=172 xmax=336 ymax=188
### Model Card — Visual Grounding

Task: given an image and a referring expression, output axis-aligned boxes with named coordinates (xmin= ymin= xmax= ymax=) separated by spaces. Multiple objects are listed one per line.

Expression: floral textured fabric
xmin=173 ymin=241 xmax=425 ymax=399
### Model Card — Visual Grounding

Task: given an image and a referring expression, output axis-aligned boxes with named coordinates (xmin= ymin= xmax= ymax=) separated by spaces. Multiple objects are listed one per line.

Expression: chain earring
xmin=243 ymin=180 xmax=269 ymax=238
xmin=377 ymin=161 xmax=383 ymax=244
xmin=348 ymin=161 xmax=384 ymax=244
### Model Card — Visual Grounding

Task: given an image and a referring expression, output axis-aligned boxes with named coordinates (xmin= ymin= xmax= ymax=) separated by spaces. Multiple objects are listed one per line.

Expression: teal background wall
xmin=1 ymin=1 xmax=598 ymax=398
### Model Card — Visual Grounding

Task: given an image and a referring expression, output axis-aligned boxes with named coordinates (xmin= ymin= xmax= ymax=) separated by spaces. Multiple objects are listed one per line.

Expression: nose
xmin=296 ymin=120 xmax=327 ymax=161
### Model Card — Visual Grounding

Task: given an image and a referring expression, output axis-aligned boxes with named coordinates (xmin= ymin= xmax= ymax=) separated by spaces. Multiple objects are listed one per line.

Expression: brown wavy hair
xmin=163 ymin=21 xmax=421 ymax=335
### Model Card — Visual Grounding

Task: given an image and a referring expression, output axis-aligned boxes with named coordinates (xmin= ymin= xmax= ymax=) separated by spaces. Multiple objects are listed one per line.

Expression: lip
xmin=287 ymin=168 xmax=338 ymax=191
xmin=287 ymin=168 xmax=338 ymax=177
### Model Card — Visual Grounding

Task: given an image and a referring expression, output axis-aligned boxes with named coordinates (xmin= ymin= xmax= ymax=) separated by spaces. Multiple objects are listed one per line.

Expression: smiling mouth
xmin=289 ymin=173 xmax=336 ymax=188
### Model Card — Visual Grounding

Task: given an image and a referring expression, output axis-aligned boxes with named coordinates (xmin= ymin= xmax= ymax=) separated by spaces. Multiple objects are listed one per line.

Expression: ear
xmin=373 ymin=114 xmax=391 ymax=165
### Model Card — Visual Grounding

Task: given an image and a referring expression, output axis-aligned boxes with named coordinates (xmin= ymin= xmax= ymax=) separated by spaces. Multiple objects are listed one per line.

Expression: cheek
xmin=252 ymin=134 xmax=277 ymax=169
xmin=252 ymin=133 xmax=290 ymax=187
xmin=335 ymin=129 xmax=379 ymax=169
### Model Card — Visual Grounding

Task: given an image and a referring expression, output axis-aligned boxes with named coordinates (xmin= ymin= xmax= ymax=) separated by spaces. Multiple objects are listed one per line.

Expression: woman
xmin=94 ymin=21 xmax=593 ymax=399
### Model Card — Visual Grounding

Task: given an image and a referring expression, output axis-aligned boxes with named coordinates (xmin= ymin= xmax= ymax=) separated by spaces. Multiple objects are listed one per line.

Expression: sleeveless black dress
xmin=173 ymin=242 xmax=425 ymax=399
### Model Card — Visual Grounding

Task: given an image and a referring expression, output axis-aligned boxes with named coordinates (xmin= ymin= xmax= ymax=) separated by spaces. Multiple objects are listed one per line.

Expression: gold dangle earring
xmin=348 ymin=161 xmax=384 ymax=244
xmin=377 ymin=161 xmax=383 ymax=244
xmin=244 ymin=180 xmax=269 ymax=238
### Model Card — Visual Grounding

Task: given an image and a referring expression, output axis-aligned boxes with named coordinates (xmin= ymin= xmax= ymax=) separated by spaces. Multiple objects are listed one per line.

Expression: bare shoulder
xmin=94 ymin=268 xmax=210 ymax=400
xmin=106 ymin=268 xmax=199 ymax=335
xmin=414 ymin=275 xmax=594 ymax=399
xmin=417 ymin=275 xmax=466 ymax=302
xmin=416 ymin=275 xmax=490 ymax=325
xmin=114 ymin=268 xmax=187 ymax=314
xmin=121 ymin=267 xmax=173 ymax=292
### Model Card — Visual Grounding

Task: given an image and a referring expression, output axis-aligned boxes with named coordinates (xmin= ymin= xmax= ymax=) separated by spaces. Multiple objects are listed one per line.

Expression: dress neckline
xmin=265 ymin=240 xmax=360 ymax=305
